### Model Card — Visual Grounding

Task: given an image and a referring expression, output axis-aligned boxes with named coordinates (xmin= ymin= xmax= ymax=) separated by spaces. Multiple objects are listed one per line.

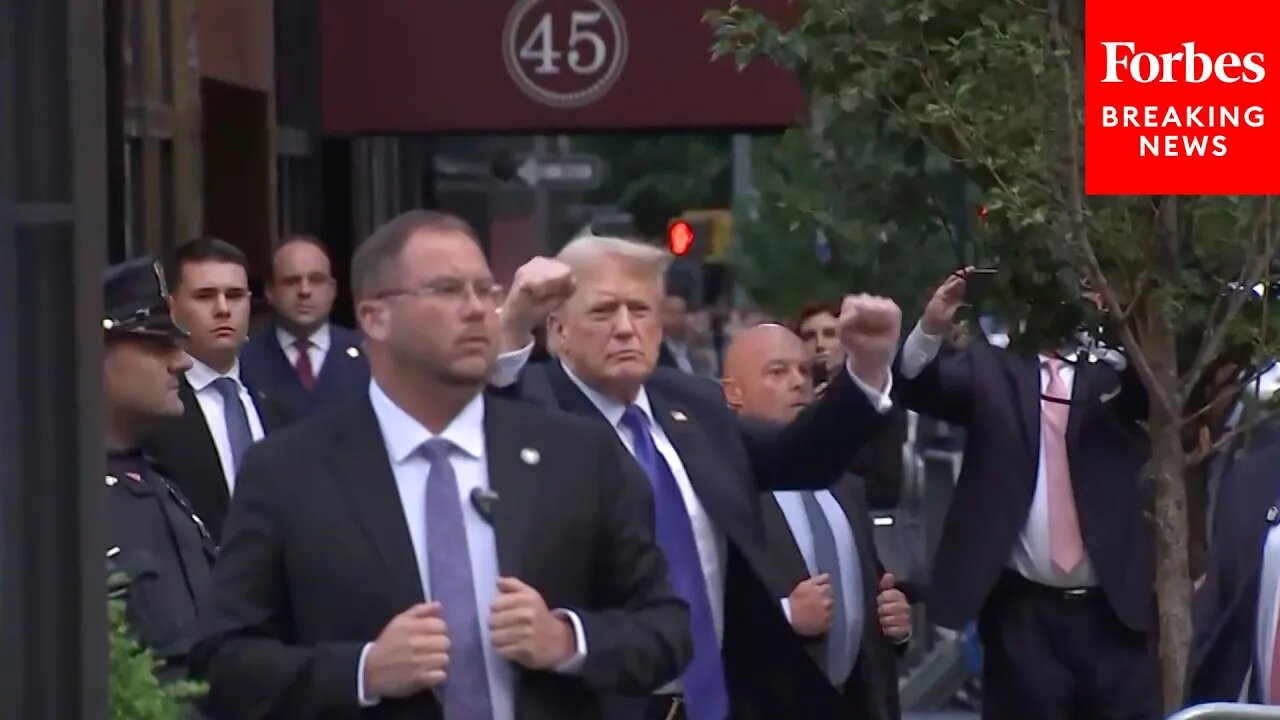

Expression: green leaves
xmin=109 ymin=598 xmax=205 ymax=720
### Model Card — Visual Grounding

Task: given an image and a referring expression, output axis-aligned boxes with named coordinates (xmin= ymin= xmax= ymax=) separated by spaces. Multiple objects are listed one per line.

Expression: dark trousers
xmin=978 ymin=572 xmax=1160 ymax=720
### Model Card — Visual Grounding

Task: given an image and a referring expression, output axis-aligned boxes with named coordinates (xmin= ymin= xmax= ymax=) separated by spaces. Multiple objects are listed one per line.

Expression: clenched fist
xmin=839 ymin=294 xmax=903 ymax=391
xmin=362 ymin=603 xmax=451 ymax=700
xmin=876 ymin=573 xmax=912 ymax=642
xmin=499 ymin=257 xmax=575 ymax=352
xmin=489 ymin=576 xmax=576 ymax=670
xmin=788 ymin=573 xmax=834 ymax=637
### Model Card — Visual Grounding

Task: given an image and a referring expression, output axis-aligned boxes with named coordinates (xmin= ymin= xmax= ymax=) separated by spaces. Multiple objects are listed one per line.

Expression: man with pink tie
xmin=894 ymin=269 xmax=1159 ymax=719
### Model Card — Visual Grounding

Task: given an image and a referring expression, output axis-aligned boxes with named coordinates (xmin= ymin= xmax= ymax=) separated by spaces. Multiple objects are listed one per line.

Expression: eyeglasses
xmin=376 ymin=277 xmax=505 ymax=305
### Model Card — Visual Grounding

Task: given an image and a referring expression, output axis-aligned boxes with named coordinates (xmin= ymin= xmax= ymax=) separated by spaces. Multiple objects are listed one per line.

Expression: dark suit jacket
xmin=1186 ymin=442 xmax=1280 ymax=704
xmin=495 ymin=360 xmax=892 ymax=720
xmin=143 ymin=377 xmax=290 ymax=544
xmin=759 ymin=476 xmax=902 ymax=720
xmin=894 ymin=341 xmax=1153 ymax=632
xmin=191 ymin=393 xmax=691 ymax=720
xmin=239 ymin=323 xmax=370 ymax=425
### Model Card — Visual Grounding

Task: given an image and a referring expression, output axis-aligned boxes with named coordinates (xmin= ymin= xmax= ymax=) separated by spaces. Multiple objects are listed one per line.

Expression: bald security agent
xmin=103 ymin=257 xmax=217 ymax=686
xmin=722 ymin=324 xmax=910 ymax=720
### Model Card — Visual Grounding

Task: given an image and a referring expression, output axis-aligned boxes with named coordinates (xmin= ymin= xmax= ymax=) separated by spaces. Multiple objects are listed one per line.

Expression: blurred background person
xmin=240 ymin=234 xmax=370 ymax=423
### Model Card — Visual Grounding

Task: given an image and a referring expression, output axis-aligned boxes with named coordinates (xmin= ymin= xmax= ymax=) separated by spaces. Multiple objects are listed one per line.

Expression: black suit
xmin=143 ymin=377 xmax=291 ymax=543
xmin=191 ymin=393 xmax=691 ymax=720
xmin=496 ymin=360 xmax=891 ymax=720
xmin=759 ymin=476 xmax=902 ymax=720
xmin=895 ymin=338 xmax=1158 ymax=718
xmin=1187 ymin=442 xmax=1280 ymax=705
xmin=239 ymin=323 xmax=370 ymax=424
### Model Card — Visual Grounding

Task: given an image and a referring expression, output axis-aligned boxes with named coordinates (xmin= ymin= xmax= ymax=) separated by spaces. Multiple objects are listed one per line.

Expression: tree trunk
xmin=1144 ymin=305 xmax=1193 ymax=712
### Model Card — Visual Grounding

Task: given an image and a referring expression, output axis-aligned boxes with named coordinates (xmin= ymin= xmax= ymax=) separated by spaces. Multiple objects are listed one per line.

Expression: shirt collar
xmin=559 ymin=360 xmax=655 ymax=429
xmin=368 ymin=379 xmax=486 ymax=464
xmin=185 ymin=355 xmax=243 ymax=392
xmin=277 ymin=323 xmax=331 ymax=353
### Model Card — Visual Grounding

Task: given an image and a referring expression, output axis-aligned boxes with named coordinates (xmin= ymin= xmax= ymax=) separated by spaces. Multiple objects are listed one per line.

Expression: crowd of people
xmin=100 ymin=208 xmax=1280 ymax=720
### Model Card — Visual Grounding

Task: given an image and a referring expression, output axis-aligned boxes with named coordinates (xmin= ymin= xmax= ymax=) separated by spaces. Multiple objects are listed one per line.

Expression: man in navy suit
xmin=492 ymin=233 xmax=903 ymax=720
xmin=895 ymin=269 xmax=1158 ymax=720
xmin=1188 ymin=439 xmax=1280 ymax=705
xmin=240 ymin=235 xmax=370 ymax=423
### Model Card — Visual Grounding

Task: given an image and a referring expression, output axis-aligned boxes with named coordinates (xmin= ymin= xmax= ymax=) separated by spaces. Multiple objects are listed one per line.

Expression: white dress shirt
xmin=184 ymin=357 xmax=267 ymax=493
xmin=356 ymin=382 xmax=586 ymax=713
xmin=558 ymin=356 xmax=892 ymax=693
xmin=900 ymin=323 xmax=1098 ymax=588
xmin=1257 ymin=521 xmax=1280 ymax=702
xmin=774 ymin=490 xmax=862 ymax=677
xmin=276 ymin=323 xmax=331 ymax=376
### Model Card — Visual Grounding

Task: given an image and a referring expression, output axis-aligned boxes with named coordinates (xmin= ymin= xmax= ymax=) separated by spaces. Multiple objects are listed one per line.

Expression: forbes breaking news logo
xmin=1085 ymin=3 xmax=1280 ymax=196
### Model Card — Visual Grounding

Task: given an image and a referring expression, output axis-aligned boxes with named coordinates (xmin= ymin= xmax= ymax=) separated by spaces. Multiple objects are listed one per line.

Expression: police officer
xmin=103 ymin=257 xmax=215 ymax=684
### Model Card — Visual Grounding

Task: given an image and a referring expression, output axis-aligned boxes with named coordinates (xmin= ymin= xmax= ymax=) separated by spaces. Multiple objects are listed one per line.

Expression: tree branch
xmin=1181 ymin=212 xmax=1278 ymax=395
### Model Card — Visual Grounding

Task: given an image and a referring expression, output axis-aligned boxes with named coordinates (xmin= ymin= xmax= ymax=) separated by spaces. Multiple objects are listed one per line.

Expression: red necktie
xmin=294 ymin=338 xmax=315 ymax=391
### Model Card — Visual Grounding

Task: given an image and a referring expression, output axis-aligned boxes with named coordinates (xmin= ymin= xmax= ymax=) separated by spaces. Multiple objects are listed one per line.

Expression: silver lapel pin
xmin=346 ymin=346 xmax=360 ymax=358
xmin=520 ymin=447 xmax=540 ymax=466
xmin=670 ymin=410 xmax=688 ymax=422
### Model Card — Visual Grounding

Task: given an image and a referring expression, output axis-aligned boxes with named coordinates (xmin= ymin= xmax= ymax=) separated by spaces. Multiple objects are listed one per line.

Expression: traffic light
xmin=667 ymin=220 xmax=695 ymax=256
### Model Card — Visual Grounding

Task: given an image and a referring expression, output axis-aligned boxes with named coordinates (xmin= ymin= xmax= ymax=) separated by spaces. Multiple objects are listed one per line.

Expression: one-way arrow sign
xmin=515 ymin=154 xmax=604 ymax=191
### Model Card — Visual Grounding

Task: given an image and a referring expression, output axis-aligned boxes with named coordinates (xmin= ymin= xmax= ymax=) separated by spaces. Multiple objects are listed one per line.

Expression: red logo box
xmin=1085 ymin=1 xmax=1280 ymax=195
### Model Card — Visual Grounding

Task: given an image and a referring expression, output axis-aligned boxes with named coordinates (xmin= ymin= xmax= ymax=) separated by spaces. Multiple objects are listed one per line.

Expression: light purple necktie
xmin=422 ymin=438 xmax=494 ymax=720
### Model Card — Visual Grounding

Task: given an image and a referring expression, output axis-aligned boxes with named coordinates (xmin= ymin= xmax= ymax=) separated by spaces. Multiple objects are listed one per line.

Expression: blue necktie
xmin=619 ymin=406 xmax=728 ymax=720
xmin=801 ymin=492 xmax=858 ymax=684
xmin=421 ymin=438 xmax=494 ymax=720
xmin=211 ymin=377 xmax=253 ymax=474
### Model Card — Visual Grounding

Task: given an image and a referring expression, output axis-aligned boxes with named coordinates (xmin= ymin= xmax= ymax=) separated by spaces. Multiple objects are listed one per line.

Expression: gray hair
xmin=556 ymin=232 xmax=672 ymax=281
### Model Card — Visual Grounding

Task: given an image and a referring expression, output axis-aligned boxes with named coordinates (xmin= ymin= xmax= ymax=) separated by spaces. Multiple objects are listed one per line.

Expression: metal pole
xmin=0 ymin=0 xmax=109 ymax=717
xmin=1167 ymin=704 xmax=1280 ymax=719
xmin=532 ymin=135 xmax=551 ymax=253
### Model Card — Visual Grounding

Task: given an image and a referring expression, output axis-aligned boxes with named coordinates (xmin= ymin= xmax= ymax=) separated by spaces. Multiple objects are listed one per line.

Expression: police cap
xmin=102 ymin=257 xmax=187 ymax=339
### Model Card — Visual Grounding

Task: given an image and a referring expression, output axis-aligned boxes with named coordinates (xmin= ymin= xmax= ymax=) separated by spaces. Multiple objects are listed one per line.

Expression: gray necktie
xmin=421 ymin=438 xmax=494 ymax=720
xmin=802 ymin=492 xmax=858 ymax=683
xmin=211 ymin=377 xmax=253 ymax=474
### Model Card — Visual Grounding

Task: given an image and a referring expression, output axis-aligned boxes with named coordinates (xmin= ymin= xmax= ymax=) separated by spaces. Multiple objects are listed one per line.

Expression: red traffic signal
xmin=668 ymin=220 xmax=695 ymax=256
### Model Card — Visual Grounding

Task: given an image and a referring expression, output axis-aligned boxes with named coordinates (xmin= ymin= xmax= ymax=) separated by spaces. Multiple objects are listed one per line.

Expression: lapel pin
xmin=346 ymin=346 xmax=361 ymax=359
xmin=520 ymin=448 xmax=541 ymax=465
xmin=1268 ymin=506 xmax=1279 ymax=524
xmin=104 ymin=475 xmax=118 ymax=487
xmin=671 ymin=411 xmax=688 ymax=422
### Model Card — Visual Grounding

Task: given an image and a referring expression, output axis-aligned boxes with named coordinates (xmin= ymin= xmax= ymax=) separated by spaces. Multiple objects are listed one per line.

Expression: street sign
xmin=515 ymin=154 xmax=604 ymax=190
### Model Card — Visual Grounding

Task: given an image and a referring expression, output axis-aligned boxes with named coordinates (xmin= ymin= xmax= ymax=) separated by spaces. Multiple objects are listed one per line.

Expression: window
xmin=118 ymin=0 xmax=196 ymax=258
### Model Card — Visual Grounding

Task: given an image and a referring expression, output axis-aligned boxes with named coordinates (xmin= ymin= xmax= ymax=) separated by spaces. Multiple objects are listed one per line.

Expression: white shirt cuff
xmin=550 ymin=609 xmax=589 ymax=674
xmin=780 ymin=597 xmax=793 ymax=625
xmin=844 ymin=358 xmax=894 ymax=414
xmin=899 ymin=322 xmax=944 ymax=380
xmin=357 ymin=642 xmax=380 ymax=707
xmin=490 ymin=342 xmax=534 ymax=388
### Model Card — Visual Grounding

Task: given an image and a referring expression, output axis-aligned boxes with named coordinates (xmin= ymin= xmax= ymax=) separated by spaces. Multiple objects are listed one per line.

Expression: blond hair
xmin=556 ymin=232 xmax=673 ymax=281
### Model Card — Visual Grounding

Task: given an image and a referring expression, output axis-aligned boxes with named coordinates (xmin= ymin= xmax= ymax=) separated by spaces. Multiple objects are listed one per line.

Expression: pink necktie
xmin=1043 ymin=358 xmax=1085 ymax=574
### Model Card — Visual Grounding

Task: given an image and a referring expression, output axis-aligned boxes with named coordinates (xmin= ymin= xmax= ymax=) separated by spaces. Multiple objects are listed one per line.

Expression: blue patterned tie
xmin=421 ymin=438 xmax=494 ymax=720
xmin=802 ymin=492 xmax=858 ymax=684
xmin=619 ymin=406 xmax=729 ymax=720
xmin=211 ymin=377 xmax=253 ymax=474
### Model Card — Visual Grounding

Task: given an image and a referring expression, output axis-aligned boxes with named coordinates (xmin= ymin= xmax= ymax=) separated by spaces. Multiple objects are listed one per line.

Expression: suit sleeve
xmin=892 ymin=324 xmax=975 ymax=427
xmin=737 ymin=367 xmax=891 ymax=492
xmin=570 ymin=432 xmax=693 ymax=692
xmin=190 ymin=445 xmax=366 ymax=719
